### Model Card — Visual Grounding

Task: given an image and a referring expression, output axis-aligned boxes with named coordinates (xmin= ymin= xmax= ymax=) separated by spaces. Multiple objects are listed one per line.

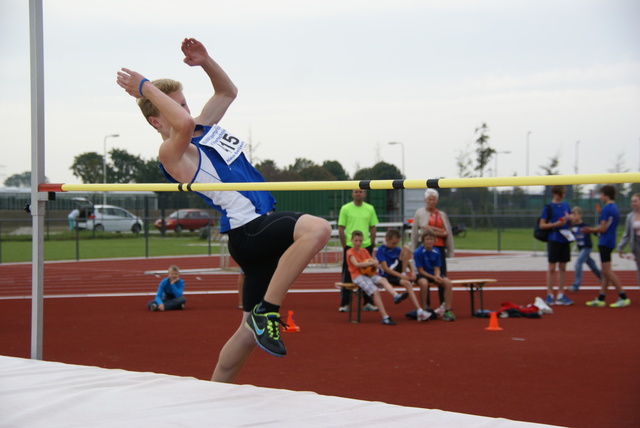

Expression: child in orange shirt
xmin=347 ymin=230 xmax=428 ymax=324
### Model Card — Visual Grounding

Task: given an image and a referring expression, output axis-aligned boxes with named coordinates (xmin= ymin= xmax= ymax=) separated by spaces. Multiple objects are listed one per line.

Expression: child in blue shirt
xmin=538 ymin=185 xmax=574 ymax=306
xmin=376 ymin=229 xmax=429 ymax=321
xmin=583 ymin=186 xmax=630 ymax=308
xmin=148 ymin=265 xmax=186 ymax=311
xmin=413 ymin=230 xmax=455 ymax=321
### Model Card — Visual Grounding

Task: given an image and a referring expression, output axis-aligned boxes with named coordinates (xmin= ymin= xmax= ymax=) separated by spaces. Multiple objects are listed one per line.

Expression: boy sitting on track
xmin=148 ymin=265 xmax=186 ymax=312
xmin=376 ymin=229 xmax=430 ymax=321
xmin=347 ymin=231 xmax=427 ymax=324
xmin=414 ymin=230 xmax=456 ymax=321
xmin=116 ymin=37 xmax=331 ymax=383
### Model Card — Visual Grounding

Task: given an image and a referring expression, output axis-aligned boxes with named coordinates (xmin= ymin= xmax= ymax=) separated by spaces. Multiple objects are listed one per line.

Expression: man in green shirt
xmin=338 ymin=189 xmax=379 ymax=311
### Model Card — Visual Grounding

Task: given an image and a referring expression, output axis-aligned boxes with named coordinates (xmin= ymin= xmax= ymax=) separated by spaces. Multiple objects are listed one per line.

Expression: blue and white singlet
xmin=160 ymin=124 xmax=276 ymax=233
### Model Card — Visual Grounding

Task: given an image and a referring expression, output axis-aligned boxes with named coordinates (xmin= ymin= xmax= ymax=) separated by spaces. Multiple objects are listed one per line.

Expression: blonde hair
xmin=168 ymin=265 xmax=180 ymax=273
xmin=137 ymin=79 xmax=183 ymax=123
xmin=571 ymin=206 xmax=583 ymax=215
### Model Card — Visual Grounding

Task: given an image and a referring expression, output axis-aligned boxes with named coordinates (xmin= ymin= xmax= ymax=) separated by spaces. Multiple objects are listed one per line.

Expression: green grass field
xmin=0 ymin=228 xmax=537 ymax=263
xmin=0 ymin=233 xmax=220 ymax=263
xmin=0 ymin=228 xmax=625 ymax=263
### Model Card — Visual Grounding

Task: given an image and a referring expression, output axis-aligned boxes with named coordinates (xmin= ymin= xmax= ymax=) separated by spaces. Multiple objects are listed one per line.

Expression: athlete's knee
xmin=296 ymin=215 xmax=331 ymax=243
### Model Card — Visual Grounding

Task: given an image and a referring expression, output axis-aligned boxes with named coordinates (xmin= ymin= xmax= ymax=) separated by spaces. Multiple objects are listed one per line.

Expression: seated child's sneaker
xmin=381 ymin=316 xmax=397 ymax=325
xmin=416 ymin=308 xmax=431 ymax=322
xmin=442 ymin=310 xmax=456 ymax=322
xmin=393 ymin=292 xmax=409 ymax=304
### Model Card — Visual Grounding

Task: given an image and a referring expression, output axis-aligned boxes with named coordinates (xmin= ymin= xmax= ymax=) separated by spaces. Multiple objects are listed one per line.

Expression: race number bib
xmin=199 ymin=124 xmax=246 ymax=165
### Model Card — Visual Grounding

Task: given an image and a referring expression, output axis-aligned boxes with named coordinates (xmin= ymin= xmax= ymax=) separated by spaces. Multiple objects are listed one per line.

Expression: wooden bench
xmin=334 ymin=283 xmax=363 ymax=323
xmin=449 ymin=279 xmax=496 ymax=317
xmin=336 ymin=278 xmax=497 ymax=322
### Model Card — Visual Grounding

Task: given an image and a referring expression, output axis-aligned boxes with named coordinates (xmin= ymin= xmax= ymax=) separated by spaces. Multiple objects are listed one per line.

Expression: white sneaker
xmin=434 ymin=304 xmax=446 ymax=317
xmin=338 ymin=305 xmax=349 ymax=312
xmin=534 ymin=296 xmax=554 ymax=315
xmin=417 ymin=308 xmax=431 ymax=322
xmin=363 ymin=303 xmax=379 ymax=312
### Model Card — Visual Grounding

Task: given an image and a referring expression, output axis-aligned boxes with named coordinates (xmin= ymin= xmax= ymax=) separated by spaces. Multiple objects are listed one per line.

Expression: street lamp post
xmin=103 ymin=134 xmax=120 ymax=207
xmin=574 ymin=140 xmax=581 ymax=201
xmin=525 ymin=131 xmax=532 ymax=198
xmin=494 ymin=150 xmax=511 ymax=211
xmin=526 ymin=131 xmax=532 ymax=178
xmin=388 ymin=141 xmax=405 ymax=225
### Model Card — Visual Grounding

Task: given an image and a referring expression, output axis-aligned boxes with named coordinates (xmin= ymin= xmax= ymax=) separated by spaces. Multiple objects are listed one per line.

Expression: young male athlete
xmin=116 ymin=38 xmax=331 ymax=383
xmin=583 ymin=185 xmax=630 ymax=308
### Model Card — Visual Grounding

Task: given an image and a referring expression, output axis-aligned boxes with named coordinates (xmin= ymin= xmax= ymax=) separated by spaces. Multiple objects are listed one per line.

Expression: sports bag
xmin=534 ymin=204 xmax=552 ymax=242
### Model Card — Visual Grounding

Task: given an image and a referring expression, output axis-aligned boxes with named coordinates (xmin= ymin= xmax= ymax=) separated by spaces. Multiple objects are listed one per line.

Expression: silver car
xmin=77 ymin=204 xmax=143 ymax=233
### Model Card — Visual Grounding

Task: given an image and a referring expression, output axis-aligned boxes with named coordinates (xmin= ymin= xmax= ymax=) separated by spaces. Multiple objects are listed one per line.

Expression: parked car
xmin=154 ymin=209 xmax=214 ymax=233
xmin=73 ymin=198 xmax=143 ymax=233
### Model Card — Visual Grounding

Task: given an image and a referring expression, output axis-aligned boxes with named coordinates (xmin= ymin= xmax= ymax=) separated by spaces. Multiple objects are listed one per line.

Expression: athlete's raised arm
xmin=182 ymin=38 xmax=238 ymax=126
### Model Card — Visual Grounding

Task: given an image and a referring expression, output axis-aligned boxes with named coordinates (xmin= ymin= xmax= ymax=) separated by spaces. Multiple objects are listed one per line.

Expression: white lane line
xmin=0 ymin=286 xmax=604 ymax=300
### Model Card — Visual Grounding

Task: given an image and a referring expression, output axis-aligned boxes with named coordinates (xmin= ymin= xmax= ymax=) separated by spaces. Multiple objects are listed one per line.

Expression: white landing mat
xmin=0 ymin=356 xmax=563 ymax=428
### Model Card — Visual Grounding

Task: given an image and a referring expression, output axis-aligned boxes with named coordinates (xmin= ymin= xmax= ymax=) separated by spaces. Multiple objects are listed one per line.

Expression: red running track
xmin=1 ymin=256 xmax=639 ymax=428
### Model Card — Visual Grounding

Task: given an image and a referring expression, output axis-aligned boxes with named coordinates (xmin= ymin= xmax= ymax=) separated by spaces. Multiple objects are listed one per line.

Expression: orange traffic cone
xmin=283 ymin=310 xmax=301 ymax=333
xmin=485 ymin=311 xmax=503 ymax=331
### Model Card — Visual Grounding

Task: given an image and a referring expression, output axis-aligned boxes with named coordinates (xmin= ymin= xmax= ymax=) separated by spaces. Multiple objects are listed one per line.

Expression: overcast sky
xmin=1 ymin=0 xmax=639 ymax=189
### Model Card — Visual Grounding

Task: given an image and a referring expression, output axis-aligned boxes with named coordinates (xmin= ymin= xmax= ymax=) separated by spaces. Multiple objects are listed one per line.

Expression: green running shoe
xmin=246 ymin=305 xmax=287 ymax=357
xmin=609 ymin=298 xmax=631 ymax=308
xmin=443 ymin=310 xmax=456 ymax=322
xmin=585 ymin=299 xmax=605 ymax=307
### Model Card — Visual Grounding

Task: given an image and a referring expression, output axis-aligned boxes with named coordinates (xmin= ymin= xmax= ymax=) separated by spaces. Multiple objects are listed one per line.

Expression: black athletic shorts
xmin=598 ymin=245 xmax=613 ymax=263
xmin=226 ymin=211 xmax=304 ymax=311
xmin=547 ymin=240 xmax=571 ymax=263
xmin=384 ymin=262 xmax=404 ymax=285
xmin=417 ymin=274 xmax=436 ymax=285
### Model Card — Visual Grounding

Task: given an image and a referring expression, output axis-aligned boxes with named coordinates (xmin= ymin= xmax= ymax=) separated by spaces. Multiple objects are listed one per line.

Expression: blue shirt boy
xmin=541 ymin=202 xmax=571 ymax=242
xmin=376 ymin=245 xmax=401 ymax=277
xmin=598 ymin=203 xmax=619 ymax=249
xmin=413 ymin=245 xmax=441 ymax=276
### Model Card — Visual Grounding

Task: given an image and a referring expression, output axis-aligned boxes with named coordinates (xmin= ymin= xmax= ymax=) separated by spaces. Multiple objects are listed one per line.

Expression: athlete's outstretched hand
xmin=182 ymin=38 xmax=209 ymax=67
xmin=116 ymin=68 xmax=148 ymax=99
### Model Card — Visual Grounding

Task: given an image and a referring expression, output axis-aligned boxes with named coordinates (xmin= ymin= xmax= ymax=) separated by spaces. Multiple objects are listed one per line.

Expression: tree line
xmin=5 ymin=122 xmax=636 ymax=204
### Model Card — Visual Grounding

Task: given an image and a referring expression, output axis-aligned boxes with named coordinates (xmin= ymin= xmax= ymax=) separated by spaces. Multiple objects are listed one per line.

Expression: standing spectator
xmin=584 ymin=185 xmax=630 ymax=307
xmin=410 ymin=189 xmax=454 ymax=309
xmin=67 ymin=208 xmax=80 ymax=231
xmin=618 ymin=193 xmax=640 ymax=287
xmin=337 ymin=189 xmax=379 ymax=312
xmin=569 ymin=206 xmax=602 ymax=292
xmin=148 ymin=265 xmax=186 ymax=311
xmin=538 ymin=185 xmax=574 ymax=306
